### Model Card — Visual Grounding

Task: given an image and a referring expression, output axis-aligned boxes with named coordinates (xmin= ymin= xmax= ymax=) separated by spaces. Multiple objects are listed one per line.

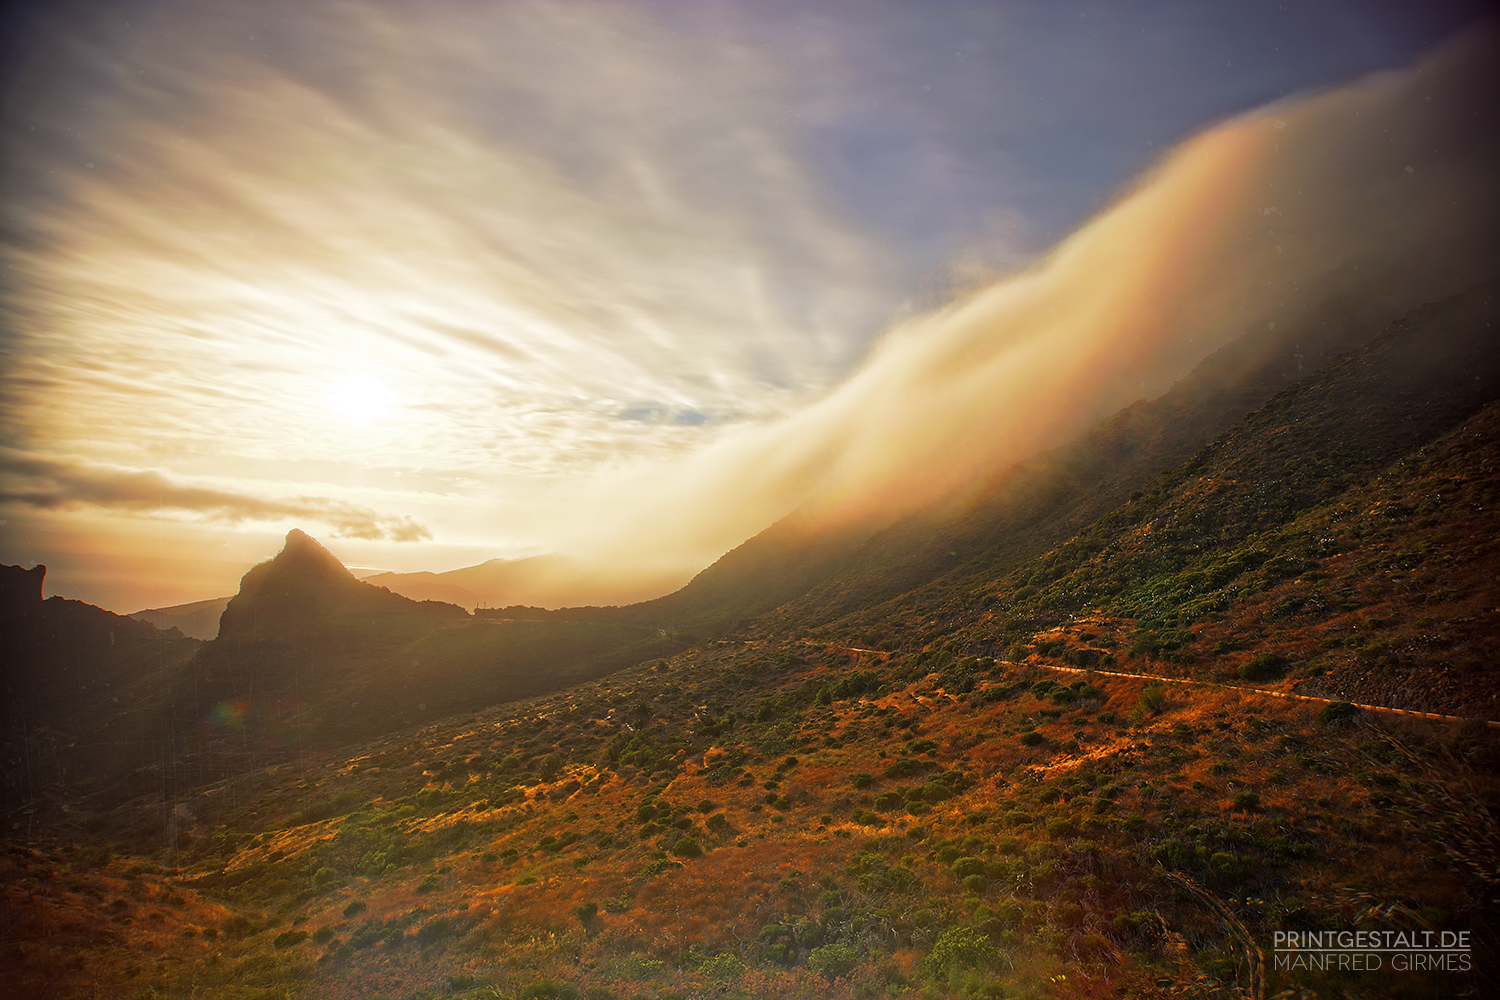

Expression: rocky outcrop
xmin=0 ymin=564 xmax=45 ymax=619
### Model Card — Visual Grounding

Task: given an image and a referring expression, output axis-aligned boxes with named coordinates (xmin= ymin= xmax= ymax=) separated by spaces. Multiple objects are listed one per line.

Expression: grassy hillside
xmin=767 ymin=282 xmax=1500 ymax=719
xmin=5 ymin=640 xmax=1494 ymax=999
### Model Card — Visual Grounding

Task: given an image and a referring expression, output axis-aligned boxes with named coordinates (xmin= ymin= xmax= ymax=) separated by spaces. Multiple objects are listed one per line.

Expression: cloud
xmin=0 ymin=449 xmax=431 ymax=542
xmin=0 ymin=0 xmax=898 ymax=487
xmin=546 ymin=27 xmax=1500 ymax=584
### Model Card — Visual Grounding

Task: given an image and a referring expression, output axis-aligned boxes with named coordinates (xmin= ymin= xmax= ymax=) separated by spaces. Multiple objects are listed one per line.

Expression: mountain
xmin=597 ymin=283 xmax=1417 ymax=643
xmin=366 ymin=553 xmax=656 ymax=610
xmin=750 ymin=281 xmax=1500 ymax=716
xmin=129 ymin=596 xmax=231 ymax=640
xmin=214 ymin=527 xmax=470 ymax=643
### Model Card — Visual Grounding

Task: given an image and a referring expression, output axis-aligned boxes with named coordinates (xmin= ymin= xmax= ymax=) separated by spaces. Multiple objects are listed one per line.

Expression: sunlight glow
xmin=329 ymin=373 xmax=396 ymax=424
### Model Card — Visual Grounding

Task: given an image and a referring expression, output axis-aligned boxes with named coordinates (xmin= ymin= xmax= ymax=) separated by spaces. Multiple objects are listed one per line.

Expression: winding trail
xmin=790 ymin=637 xmax=1500 ymax=730
xmin=1026 ymin=660 xmax=1500 ymax=731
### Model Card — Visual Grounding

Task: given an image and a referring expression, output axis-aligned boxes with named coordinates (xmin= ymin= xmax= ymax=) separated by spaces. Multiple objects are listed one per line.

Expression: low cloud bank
xmin=556 ymin=29 xmax=1500 ymax=589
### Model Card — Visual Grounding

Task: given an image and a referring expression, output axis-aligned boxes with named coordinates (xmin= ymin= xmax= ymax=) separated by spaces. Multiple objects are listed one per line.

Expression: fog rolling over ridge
xmin=556 ymin=29 xmax=1500 ymax=601
xmin=2 ymin=8 xmax=1496 ymax=614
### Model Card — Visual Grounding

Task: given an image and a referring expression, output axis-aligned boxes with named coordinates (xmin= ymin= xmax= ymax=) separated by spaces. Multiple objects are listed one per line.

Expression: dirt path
xmin=753 ymin=637 xmax=1498 ymax=730
xmin=1029 ymin=660 xmax=1500 ymax=730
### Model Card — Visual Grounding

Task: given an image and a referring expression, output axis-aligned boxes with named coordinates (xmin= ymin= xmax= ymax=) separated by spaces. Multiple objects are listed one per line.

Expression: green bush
xmin=1319 ymin=701 xmax=1361 ymax=725
xmin=1238 ymin=653 xmax=1288 ymax=681
xmin=1045 ymin=817 xmax=1077 ymax=839
xmin=919 ymin=925 xmax=999 ymax=980
xmin=1137 ymin=683 xmax=1166 ymax=715
xmin=272 ymin=929 xmax=308 ymax=949
xmin=808 ymin=940 xmax=860 ymax=981
xmin=1019 ymin=731 xmax=1045 ymax=747
xmin=416 ymin=917 xmax=453 ymax=945
xmin=672 ymin=837 xmax=704 ymax=858
xmin=948 ymin=857 xmax=983 ymax=880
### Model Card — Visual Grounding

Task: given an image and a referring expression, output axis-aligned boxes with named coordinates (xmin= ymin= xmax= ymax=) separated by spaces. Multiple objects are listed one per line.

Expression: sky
xmin=1 ymin=0 xmax=1495 ymax=613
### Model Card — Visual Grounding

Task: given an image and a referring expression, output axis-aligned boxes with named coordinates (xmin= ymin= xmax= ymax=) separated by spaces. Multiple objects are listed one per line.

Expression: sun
xmin=329 ymin=372 xmax=395 ymax=423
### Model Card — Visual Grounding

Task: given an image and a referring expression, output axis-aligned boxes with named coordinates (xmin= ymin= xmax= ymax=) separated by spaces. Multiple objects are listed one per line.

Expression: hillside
xmin=743 ymin=281 xmax=1500 ymax=715
xmin=601 ymin=284 xmax=1409 ymax=643
xmin=0 ymin=564 xmax=204 ymax=808
xmin=4 ymin=621 xmax=1494 ymax=1000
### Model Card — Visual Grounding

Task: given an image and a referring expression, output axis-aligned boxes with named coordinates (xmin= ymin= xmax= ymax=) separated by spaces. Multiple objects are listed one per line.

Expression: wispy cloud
xmin=1 ymin=1 xmax=895 ymax=480
xmin=0 ymin=449 xmax=430 ymax=542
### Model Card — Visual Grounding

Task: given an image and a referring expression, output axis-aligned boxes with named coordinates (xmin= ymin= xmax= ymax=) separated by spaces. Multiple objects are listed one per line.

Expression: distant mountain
xmin=365 ymin=552 xmax=666 ymax=610
xmin=129 ymin=596 xmax=231 ymax=640
xmin=11 ymin=279 xmax=1497 ymax=821
xmin=214 ymin=527 xmax=470 ymax=643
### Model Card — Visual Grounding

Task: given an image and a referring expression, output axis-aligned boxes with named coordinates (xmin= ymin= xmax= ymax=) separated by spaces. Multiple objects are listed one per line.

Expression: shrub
xmin=1237 ymin=653 xmax=1288 ymax=681
xmin=1319 ymin=701 xmax=1361 ymax=725
xmin=1137 ymin=684 xmax=1166 ymax=715
xmin=951 ymin=857 xmax=985 ymax=879
xmin=1019 ymin=731 xmax=1045 ymax=747
xmin=672 ymin=837 xmax=704 ymax=858
xmin=343 ymin=900 xmax=368 ymax=918
xmin=1045 ymin=817 xmax=1078 ymax=839
xmin=416 ymin=917 xmax=454 ymax=945
xmin=919 ymin=925 xmax=999 ymax=980
xmin=851 ymin=773 xmax=873 ymax=789
xmin=272 ymin=929 xmax=308 ymax=949
xmin=1231 ymin=791 xmax=1261 ymax=811
xmin=576 ymin=901 xmax=599 ymax=924
xmin=808 ymin=940 xmax=860 ymax=981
